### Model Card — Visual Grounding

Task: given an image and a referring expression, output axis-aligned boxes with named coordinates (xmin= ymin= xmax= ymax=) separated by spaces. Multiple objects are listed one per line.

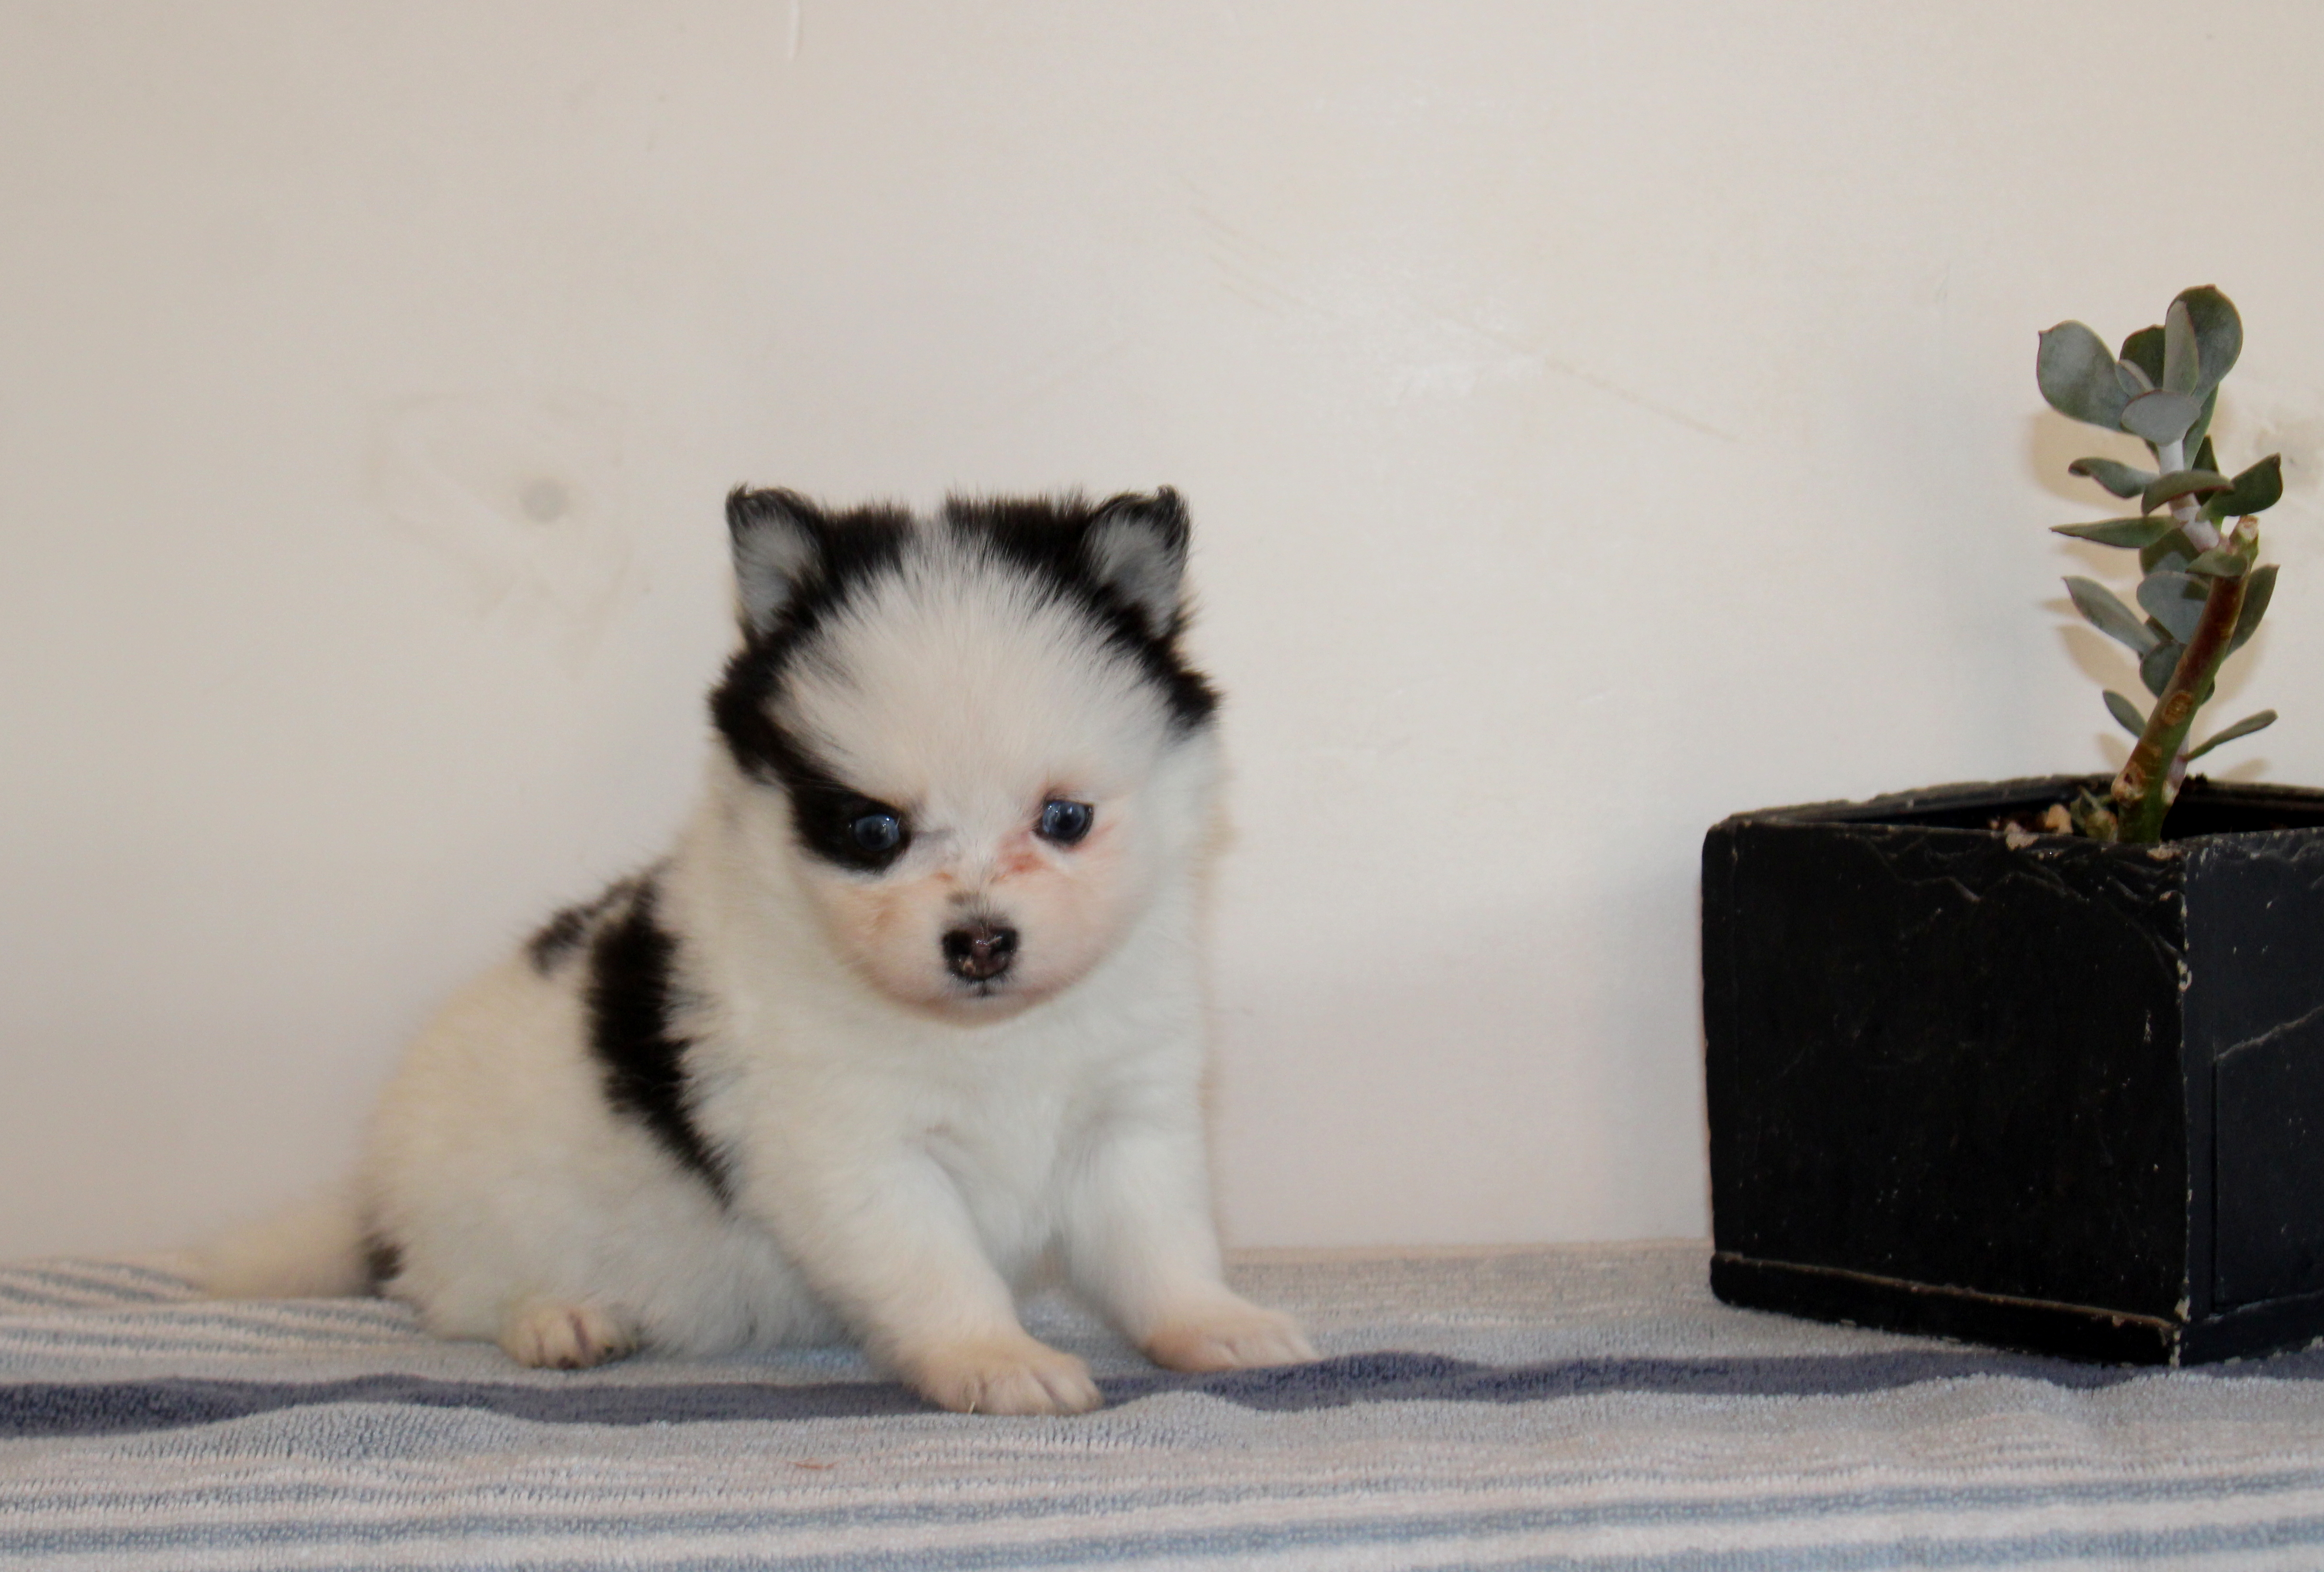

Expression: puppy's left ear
xmin=1084 ymin=488 xmax=1191 ymax=634
xmin=728 ymin=486 xmax=828 ymax=636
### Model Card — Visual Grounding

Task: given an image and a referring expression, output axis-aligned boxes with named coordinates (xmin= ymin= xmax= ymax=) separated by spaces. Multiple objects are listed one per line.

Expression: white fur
xmin=203 ymin=517 xmax=1312 ymax=1415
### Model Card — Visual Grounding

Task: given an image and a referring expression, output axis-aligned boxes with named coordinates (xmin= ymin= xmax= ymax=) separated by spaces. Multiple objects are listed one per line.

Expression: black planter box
xmin=1703 ymin=775 xmax=2324 ymax=1364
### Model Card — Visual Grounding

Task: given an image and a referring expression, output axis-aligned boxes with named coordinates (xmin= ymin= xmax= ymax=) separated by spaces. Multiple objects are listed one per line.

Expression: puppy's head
xmin=710 ymin=487 xmax=1218 ymax=1021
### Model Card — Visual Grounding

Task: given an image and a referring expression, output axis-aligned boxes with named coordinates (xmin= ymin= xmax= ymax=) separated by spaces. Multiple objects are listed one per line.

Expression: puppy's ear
xmin=1083 ymin=488 xmax=1191 ymax=633
xmin=727 ymin=487 xmax=826 ymax=636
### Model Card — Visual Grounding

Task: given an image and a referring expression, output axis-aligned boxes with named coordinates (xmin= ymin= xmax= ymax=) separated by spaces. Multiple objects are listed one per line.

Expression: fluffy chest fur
xmin=675 ymin=811 xmax=1207 ymax=1285
xmin=662 ymin=741 xmax=1211 ymax=1274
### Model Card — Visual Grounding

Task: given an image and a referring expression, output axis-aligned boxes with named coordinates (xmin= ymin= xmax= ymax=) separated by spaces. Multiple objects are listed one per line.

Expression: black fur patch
xmin=709 ymin=490 xmax=912 ymax=797
xmin=945 ymin=490 xmax=1219 ymax=734
xmin=760 ymin=740 xmax=915 ymax=875
xmin=527 ymin=875 xmax=651 ymax=976
xmin=362 ymin=1230 xmax=402 ymax=1293
xmin=707 ymin=488 xmax=1219 ymax=874
xmin=527 ymin=907 xmax=592 ymax=974
xmin=585 ymin=881 xmax=730 ymax=1203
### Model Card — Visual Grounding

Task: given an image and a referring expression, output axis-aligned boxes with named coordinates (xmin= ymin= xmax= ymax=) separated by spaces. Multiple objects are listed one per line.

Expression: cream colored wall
xmin=6 ymin=2 xmax=2324 ymax=1257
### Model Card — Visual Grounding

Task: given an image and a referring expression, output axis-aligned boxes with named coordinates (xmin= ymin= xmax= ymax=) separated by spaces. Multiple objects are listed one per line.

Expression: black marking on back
xmin=362 ymin=1230 xmax=402 ymax=1295
xmin=528 ymin=879 xmax=628 ymax=975
xmin=527 ymin=908 xmax=591 ymax=974
xmin=585 ymin=881 xmax=730 ymax=1203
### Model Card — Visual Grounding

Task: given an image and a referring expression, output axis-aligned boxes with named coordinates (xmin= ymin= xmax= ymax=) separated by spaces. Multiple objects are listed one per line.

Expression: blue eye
xmin=850 ymin=811 xmax=903 ymax=853
xmin=1036 ymin=799 xmax=1093 ymax=845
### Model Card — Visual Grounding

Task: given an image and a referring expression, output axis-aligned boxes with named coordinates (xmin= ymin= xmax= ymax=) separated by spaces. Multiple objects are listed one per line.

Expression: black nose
xmin=942 ymin=921 xmax=1018 ymax=983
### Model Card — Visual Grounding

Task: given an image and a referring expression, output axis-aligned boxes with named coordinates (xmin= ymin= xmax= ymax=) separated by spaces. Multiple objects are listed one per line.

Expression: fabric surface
xmin=4 ymin=1242 xmax=2323 ymax=1569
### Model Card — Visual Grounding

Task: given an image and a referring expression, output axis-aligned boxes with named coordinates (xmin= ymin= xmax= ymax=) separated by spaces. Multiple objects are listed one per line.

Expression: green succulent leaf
xmin=2119 ymin=388 xmax=2203 ymax=446
xmin=2119 ymin=325 xmax=2166 ymax=387
xmin=2142 ymin=469 xmax=2233 ymax=513
xmin=2137 ymin=570 xmax=2209 ymax=644
xmin=2141 ymin=638 xmax=2185 ymax=697
xmin=2184 ymin=386 xmax=2221 ymax=455
xmin=2177 ymin=285 xmax=2243 ymax=395
xmin=2039 ymin=322 xmax=2133 ymax=429
xmin=2116 ymin=359 xmax=2155 ymax=398
xmin=2186 ymin=546 xmax=2251 ymax=578
xmin=2103 ymin=689 xmax=2148 ymax=737
xmin=2187 ymin=709 xmax=2278 ymax=760
xmin=2141 ymin=527 xmax=2197 ymax=575
xmin=2193 ymin=435 xmax=2219 ymax=473
xmin=2203 ymin=453 xmax=2284 ymax=520
xmin=2161 ymin=300 xmax=2202 ymax=395
xmin=2053 ymin=517 xmax=2175 ymax=548
xmin=2229 ymin=562 xmax=2278 ymax=653
xmin=2066 ymin=576 xmax=2161 ymax=654
xmin=2068 ymin=457 xmax=2157 ymax=499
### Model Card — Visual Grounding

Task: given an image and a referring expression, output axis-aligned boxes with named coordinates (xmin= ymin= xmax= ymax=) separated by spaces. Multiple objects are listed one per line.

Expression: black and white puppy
xmin=204 ymin=487 xmax=1313 ymax=1415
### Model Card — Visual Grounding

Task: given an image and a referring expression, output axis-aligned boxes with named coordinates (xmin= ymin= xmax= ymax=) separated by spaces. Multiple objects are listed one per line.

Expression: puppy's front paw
xmin=900 ymin=1335 xmax=1102 ymax=1415
xmin=1144 ymin=1299 xmax=1316 ymax=1373
xmin=500 ymin=1301 xmax=636 ymax=1370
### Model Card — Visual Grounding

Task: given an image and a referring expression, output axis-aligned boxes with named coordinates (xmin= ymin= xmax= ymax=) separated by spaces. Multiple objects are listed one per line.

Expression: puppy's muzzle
xmin=942 ymin=921 xmax=1018 ymax=983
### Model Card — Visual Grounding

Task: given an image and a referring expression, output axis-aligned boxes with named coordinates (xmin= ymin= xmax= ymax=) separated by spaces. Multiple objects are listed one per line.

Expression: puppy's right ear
xmin=727 ymin=487 xmax=826 ymax=636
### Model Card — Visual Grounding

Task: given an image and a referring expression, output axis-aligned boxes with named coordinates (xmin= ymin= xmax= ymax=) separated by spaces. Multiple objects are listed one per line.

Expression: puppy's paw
xmin=500 ymin=1301 xmax=636 ymax=1370
xmin=900 ymin=1335 xmax=1102 ymax=1416
xmin=1144 ymin=1299 xmax=1316 ymax=1373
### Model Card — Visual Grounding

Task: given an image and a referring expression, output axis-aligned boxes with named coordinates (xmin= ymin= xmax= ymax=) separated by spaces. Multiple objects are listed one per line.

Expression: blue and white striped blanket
xmin=6 ymin=1243 xmax=2324 ymax=1569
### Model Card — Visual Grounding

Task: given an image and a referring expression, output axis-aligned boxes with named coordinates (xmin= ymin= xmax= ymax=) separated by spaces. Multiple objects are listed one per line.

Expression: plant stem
xmin=2171 ymin=493 xmax=2222 ymax=552
xmin=2111 ymin=563 xmax=2248 ymax=842
xmin=2156 ymin=438 xmax=2223 ymax=550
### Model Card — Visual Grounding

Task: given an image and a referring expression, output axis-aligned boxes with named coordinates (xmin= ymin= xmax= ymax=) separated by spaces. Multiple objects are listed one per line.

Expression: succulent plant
xmin=2037 ymin=285 xmax=2283 ymax=842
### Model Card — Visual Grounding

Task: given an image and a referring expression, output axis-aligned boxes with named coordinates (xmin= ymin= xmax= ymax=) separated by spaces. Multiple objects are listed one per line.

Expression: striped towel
xmin=5 ymin=1243 xmax=2323 ymax=1569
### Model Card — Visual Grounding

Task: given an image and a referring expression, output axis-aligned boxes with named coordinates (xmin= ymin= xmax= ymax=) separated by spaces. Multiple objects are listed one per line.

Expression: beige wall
xmin=6 ymin=1 xmax=2323 ymax=1257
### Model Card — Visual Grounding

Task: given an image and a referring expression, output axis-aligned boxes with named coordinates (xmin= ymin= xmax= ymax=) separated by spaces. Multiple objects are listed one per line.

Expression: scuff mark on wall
xmin=1183 ymin=179 xmax=1736 ymax=444
xmin=1440 ymin=311 xmax=1739 ymax=445
xmin=371 ymin=394 xmax=640 ymax=673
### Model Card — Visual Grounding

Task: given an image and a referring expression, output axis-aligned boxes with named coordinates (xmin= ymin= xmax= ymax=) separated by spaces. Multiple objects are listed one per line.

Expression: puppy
xmin=203 ymin=486 xmax=1313 ymax=1415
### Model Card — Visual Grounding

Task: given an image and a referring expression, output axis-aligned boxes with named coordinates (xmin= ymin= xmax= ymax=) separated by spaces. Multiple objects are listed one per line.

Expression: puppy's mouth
xmin=903 ymin=976 xmax=1042 ymax=1027
xmin=932 ymin=965 xmax=1061 ymax=1020
xmin=950 ymin=973 xmax=1024 ymax=1005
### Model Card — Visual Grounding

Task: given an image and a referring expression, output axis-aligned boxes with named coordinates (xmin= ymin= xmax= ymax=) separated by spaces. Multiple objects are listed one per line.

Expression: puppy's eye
xmin=1036 ymin=799 xmax=1093 ymax=845
xmin=850 ymin=811 xmax=904 ymax=854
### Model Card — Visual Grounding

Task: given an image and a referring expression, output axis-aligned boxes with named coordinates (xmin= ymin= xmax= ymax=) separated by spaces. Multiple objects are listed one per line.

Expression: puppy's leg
xmin=499 ymin=1300 xmax=638 ymax=1370
xmin=1059 ymin=1120 xmax=1316 ymax=1374
xmin=755 ymin=1157 xmax=1100 ymax=1416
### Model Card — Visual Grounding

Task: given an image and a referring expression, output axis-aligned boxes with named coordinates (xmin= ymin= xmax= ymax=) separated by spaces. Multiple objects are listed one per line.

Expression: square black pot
xmin=1703 ymin=775 xmax=2324 ymax=1364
